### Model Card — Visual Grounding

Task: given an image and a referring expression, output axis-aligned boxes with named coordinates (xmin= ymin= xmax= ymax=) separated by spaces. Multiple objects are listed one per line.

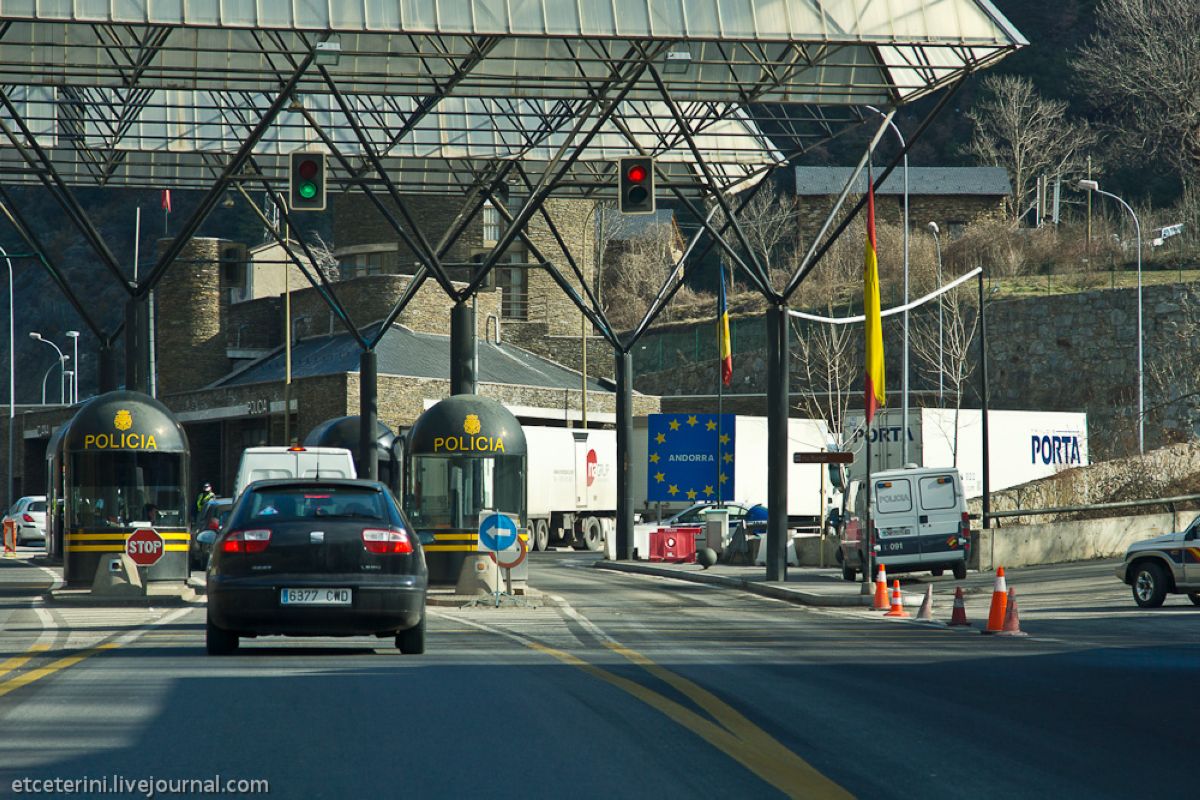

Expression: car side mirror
xmin=197 ymin=530 xmax=216 ymax=545
xmin=417 ymin=531 xmax=436 ymax=545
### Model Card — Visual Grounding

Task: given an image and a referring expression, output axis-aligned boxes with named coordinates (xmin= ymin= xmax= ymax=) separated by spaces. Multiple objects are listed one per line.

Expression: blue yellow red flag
xmin=718 ymin=266 xmax=732 ymax=386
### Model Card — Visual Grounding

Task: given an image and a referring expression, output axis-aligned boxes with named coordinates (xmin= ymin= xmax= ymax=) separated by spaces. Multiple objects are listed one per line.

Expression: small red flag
xmin=161 ymin=189 xmax=172 ymax=213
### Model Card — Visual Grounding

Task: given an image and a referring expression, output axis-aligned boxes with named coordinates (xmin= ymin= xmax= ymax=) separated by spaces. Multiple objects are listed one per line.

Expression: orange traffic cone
xmin=995 ymin=588 xmax=1027 ymax=637
xmin=884 ymin=579 xmax=910 ymax=617
xmin=949 ymin=586 xmax=972 ymax=627
xmin=982 ymin=567 xmax=1009 ymax=634
xmin=873 ymin=563 xmax=890 ymax=610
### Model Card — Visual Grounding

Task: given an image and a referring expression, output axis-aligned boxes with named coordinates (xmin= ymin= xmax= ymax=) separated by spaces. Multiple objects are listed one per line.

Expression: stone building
xmin=5 ymin=229 xmax=657 ymax=500
xmin=793 ymin=166 xmax=1010 ymax=240
xmin=332 ymin=193 xmax=613 ymax=380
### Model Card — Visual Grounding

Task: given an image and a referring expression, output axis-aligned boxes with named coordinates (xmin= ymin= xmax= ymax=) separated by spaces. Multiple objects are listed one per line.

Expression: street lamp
xmin=867 ymin=106 xmax=910 ymax=461
xmin=65 ymin=330 xmax=79 ymax=403
xmin=926 ymin=222 xmax=944 ymax=408
xmin=29 ymin=332 xmax=68 ymax=405
xmin=1077 ymin=179 xmax=1143 ymax=454
xmin=2 ymin=244 xmax=13 ymax=510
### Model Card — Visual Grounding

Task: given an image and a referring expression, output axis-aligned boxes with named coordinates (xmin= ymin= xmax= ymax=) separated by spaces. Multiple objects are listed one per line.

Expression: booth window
xmin=406 ymin=454 xmax=524 ymax=529
xmin=69 ymin=452 xmax=184 ymax=529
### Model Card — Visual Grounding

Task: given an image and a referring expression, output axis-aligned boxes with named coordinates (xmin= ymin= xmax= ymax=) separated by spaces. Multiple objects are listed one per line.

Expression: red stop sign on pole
xmin=126 ymin=528 xmax=165 ymax=567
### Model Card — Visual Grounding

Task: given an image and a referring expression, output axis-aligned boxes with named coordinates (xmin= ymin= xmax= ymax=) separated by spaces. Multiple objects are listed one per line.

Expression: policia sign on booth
xmin=47 ymin=391 xmax=191 ymax=587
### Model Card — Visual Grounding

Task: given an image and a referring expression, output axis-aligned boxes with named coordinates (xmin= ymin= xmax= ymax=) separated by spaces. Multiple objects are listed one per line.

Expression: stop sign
xmin=126 ymin=527 xmax=165 ymax=566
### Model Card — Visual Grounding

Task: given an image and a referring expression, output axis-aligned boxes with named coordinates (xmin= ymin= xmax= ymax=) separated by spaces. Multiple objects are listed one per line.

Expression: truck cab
xmin=837 ymin=465 xmax=970 ymax=581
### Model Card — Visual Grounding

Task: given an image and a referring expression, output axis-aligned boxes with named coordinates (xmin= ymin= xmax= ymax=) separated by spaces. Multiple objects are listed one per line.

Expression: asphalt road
xmin=0 ymin=552 xmax=1195 ymax=799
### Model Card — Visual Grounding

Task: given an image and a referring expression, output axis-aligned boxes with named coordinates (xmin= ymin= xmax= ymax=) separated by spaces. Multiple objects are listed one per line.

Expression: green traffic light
xmin=299 ymin=181 xmax=317 ymax=200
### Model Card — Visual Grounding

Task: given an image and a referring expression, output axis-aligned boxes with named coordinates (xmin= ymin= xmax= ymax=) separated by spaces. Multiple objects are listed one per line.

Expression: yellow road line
xmin=526 ymin=641 xmax=851 ymax=800
xmin=0 ymin=644 xmax=118 ymax=700
xmin=0 ymin=644 xmax=50 ymax=679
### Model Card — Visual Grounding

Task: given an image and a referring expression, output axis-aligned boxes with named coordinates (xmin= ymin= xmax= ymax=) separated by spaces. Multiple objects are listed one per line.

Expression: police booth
xmin=402 ymin=396 xmax=527 ymax=586
xmin=49 ymin=391 xmax=191 ymax=586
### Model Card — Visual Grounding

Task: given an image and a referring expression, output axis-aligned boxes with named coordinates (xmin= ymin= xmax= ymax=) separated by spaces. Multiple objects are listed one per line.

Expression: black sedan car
xmin=205 ymin=479 xmax=427 ymax=656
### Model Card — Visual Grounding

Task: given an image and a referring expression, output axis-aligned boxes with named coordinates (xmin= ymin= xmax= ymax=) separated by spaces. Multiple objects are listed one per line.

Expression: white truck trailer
xmin=841 ymin=407 xmax=1088 ymax=498
xmin=524 ymin=426 xmax=616 ymax=552
xmin=631 ymin=414 xmax=839 ymax=528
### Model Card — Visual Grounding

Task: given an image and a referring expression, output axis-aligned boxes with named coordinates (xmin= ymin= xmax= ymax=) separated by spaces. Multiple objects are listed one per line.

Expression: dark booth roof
xmin=408 ymin=395 xmax=527 ymax=458
xmin=63 ymin=391 xmax=189 ymax=453
xmin=217 ymin=322 xmax=610 ymax=393
xmin=304 ymin=416 xmax=397 ymax=457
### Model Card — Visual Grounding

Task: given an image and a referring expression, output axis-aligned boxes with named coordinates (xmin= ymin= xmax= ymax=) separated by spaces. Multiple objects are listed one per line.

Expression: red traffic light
xmin=626 ymin=164 xmax=647 ymax=183
xmin=297 ymin=159 xmax=319 ymax=180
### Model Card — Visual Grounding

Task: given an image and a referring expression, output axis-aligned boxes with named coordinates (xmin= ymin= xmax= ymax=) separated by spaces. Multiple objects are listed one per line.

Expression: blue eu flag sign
xmin=647 ymin=413 xmax=735 ymax=502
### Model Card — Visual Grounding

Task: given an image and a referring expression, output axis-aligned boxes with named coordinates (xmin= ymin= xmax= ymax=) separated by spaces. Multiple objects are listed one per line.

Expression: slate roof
xmin=794 ymin=166 xmax=1011 ymax=197
xmin=217 ymin=322 xmax=611 ymax=393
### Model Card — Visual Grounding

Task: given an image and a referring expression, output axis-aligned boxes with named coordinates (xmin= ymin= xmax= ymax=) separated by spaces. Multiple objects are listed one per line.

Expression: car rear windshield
xmin=29 ymin=501 xmax=47 ymax=512
xmin=242 ymin=487 xmax=388 ymax=523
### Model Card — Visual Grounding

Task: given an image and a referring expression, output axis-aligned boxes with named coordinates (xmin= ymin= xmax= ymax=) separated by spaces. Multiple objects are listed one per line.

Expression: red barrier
xmin=648 ymin=526 xmax=700 ymax=563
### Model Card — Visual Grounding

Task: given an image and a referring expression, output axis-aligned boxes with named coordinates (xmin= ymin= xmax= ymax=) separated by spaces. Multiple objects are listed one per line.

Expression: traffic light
xmin=618 ymin=156 xmax=655 ymax=214
xmin=289 ymin=151 xmax=326 ymax=211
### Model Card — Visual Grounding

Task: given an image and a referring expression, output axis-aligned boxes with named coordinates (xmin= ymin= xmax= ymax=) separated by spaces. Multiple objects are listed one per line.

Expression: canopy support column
xmin=766 ymin=303 xmax=789 ymax=581
xmin=359 ymin=350 xmax=378 ymax=481
xmin=615 ymin=350 xmax=634 ymax=560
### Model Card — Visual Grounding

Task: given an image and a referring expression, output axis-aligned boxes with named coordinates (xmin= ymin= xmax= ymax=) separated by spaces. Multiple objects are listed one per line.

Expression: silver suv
xmin=1115 ymin=516 xmax=1200 ymax=608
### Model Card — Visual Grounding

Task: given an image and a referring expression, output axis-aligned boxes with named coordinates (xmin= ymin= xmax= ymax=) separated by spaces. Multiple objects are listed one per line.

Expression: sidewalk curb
xmin=594 ymin=560 xmax=872 ymax=608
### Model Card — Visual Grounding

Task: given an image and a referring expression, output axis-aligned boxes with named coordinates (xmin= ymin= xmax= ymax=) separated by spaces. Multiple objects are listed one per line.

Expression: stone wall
xmin=228 ymin=274 xmax=501 ymax=347
xmin=154 ymin=237 xmax=231 ymax=395
xmin=794 ymin=195 xmax=1005 ymax=241
xmin=502 ymin=323 xmax=614 ymax=380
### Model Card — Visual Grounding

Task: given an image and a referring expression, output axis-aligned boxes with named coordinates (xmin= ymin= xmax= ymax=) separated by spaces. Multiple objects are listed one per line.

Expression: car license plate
xmin=280 ymin=588 xmax=351 ymax=606
xmin=880 ymin=526 xmax=913 ymax=538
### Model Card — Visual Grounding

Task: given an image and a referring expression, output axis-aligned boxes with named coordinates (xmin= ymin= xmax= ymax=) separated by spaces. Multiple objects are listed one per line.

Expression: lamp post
xmin=2 ymin=244 xmax=13 ymax=510
xmin=65 ymin=330 xmax=79 ymax=403
xmin=867 ymin=106 xmax=910 ymax=462
xmin=29 ymin=333 xmax=68 ymax=405
xmin=926 ymin=222 xmax=944 ymax=408
xmin=1077 ymin=179 xmax=1143 ymax=454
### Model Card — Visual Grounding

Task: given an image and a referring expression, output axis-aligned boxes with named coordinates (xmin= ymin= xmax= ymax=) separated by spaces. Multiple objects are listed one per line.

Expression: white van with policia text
xmin=835 ymin=465 xmax=971 ymax=581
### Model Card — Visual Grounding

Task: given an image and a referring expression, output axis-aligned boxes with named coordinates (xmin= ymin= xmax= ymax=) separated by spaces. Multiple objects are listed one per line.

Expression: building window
xmin=338 ymin=252 xmax=385 ymax=280
xmin=496 ymin=266 xmax=528 ymax=321
xmin=482 ymin=202 xmax=500 ymax=246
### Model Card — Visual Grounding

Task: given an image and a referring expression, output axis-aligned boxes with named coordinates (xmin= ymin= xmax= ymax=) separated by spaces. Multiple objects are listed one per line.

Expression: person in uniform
xmin=195 ymin=483 xmax=216 ymax=513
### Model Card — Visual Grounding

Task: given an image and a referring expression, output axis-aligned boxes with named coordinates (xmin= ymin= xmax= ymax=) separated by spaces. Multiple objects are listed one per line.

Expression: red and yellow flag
xmin=718 ymin=265 xmax=732 ymax=386
xmin=863 ymin=174 xmax=885 ymax=422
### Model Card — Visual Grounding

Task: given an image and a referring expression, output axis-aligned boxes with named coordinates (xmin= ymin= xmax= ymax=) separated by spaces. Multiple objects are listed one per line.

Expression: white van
xmin=233 ymin=446 xmax=357 ymax=498
xmin=836 ymin=465 xmax=971 ymax=581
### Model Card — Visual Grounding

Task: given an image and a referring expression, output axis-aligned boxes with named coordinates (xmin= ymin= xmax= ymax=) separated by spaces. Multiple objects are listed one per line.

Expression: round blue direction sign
xmin=478 ymin=512 xmax=519 ymax=552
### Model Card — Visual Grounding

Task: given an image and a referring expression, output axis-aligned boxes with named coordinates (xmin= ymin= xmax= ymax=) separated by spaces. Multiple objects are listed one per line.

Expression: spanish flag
xmin=718 ymin=265 xmax=732 ymax=386
xmin=863 ymin=170 xmax=885 ymax=422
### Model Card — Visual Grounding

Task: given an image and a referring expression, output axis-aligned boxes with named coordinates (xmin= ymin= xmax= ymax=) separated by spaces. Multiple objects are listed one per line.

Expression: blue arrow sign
xmin=478 ymin=512 xmax=519 ymax=552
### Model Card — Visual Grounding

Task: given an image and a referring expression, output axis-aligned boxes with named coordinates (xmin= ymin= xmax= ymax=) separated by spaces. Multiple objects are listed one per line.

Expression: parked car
xmin=190 ymin=498 xmax=233 ymax=571
xmin=1115 ymin=518 xmax=1200 ymax=608
xmin=205 ymin=479 xmax=428 ymax=655
xmin=3 ymin=496 xmax=47 ymax=546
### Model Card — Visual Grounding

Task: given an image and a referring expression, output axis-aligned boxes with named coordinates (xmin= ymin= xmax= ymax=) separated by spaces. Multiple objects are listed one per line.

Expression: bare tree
xmin=909 ymin=275 xmax=981 ymax=465
xmin=598 ymin=216 xmax=688 ymax=330
xmin=308 ymin=232 xmax=341 ymax=282
xmin=967 ymin=75 xmax=1094 ymax=222
xmin=1073 ymin=0 xmax=1200 ymax=192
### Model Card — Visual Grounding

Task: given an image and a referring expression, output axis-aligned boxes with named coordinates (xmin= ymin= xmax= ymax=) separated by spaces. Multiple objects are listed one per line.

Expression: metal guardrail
xmin=988 ymin=492 xmax=1200 ymax=520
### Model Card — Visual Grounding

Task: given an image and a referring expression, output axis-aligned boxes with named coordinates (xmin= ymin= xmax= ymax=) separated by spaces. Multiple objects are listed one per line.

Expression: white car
xmin=3 ymin=496 xmax=47 ymax=546
xmin=1115 ymin=517 xmax=1200 ymax=608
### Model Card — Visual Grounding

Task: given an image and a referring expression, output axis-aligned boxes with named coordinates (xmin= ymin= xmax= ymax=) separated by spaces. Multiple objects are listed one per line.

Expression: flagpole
xmin=717 ymin=263 xmax=724 ymax=506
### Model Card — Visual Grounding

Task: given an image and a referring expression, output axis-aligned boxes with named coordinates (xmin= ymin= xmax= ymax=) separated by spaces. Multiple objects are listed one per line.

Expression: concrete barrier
xmin=972 ymin=511 xmax=1193 ymax=570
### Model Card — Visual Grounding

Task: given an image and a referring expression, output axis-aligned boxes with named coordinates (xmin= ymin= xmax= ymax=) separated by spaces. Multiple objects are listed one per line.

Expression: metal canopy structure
xmin=0 ymin=0 xmax=1024 ymax=578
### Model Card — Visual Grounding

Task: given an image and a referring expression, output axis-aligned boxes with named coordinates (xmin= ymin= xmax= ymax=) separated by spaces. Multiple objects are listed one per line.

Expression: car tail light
xmin=207 ymin=518 xmax=221 ymax=531
xmin=959 ymin=512 xmax=971 ymax=547
xmin=362 ymin=528 xmax=413 ymax=555
xmin=22 ymin=513 xmax=34 ymax=523
xmin=222 ymin=529 xmax=271 ymax=554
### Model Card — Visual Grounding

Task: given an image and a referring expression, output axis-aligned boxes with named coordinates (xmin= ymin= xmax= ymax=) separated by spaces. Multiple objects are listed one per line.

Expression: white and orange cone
xmin=915 ymin=584 xmax=945 ymax=625
xmin=873 ymin=563 xmax=890 ymax=610
xmin=884 ymin=579 xmax=910 ymax=618
xmin=995 ymin=588 xmax=1027 ymax=637
xmin=948 ymin=586 xmax=972 ymax=627
xmin=982 ymin=567 xmax=1009 ymax=634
